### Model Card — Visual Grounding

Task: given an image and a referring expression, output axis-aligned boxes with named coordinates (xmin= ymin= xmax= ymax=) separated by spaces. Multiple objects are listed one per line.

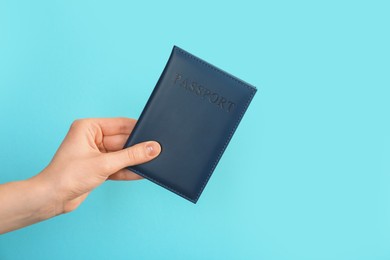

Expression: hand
xmin=0 ymin=118 xmax=161 ymax=234
xmin=38 ymin=117 xmax=161 ymax=213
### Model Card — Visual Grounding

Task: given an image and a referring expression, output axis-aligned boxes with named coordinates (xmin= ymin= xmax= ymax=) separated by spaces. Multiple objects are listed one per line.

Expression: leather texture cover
xmin=124 ymin=46 xmax=257 ymax=203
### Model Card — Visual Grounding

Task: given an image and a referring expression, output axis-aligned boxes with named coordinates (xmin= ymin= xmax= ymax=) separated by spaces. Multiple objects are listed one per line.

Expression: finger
xmin=102 ymin=134 xmax=130 ymax=152
xmin=64 ymin=118 xmax=136 ymax=151
xmin=95 ymin=118 xmax=137 ymax=136
xmin=108 ymin=169 xmax=144 ymax=181
xmin=97 ymin=141 xmax=161 ymax=176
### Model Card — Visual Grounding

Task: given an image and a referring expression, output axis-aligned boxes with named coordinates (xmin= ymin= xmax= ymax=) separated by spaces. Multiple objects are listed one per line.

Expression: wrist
xmin=27 ymin=171 xmax=64 ymax=220
xmin=0 ymin=174 xmax=63 ymax=234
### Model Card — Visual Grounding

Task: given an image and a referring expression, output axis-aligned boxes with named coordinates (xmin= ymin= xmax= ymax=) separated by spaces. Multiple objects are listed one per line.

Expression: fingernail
xmin=146 ymin=142 xmax=160 ymax=157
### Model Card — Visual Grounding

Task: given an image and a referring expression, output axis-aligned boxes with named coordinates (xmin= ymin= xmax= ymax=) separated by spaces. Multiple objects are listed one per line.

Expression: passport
xmin=124 ymin=46 xmax=257 ymax=203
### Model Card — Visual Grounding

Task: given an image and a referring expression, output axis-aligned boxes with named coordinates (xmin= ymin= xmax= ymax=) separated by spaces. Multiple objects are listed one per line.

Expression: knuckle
xmin=100 ymin=155 xmax=114 ymax=173
xmin=126 ymin=148 xmax=138 ymax=162
xmin=69 ymin=119 xmax=85 ymax=130
xmin=126 ymin=146 xmax=146 ymax=163
xmin=69 ymin=118 xmax=95 ymax=133
xmin=118 ymin=123 xmax=128 ymax=133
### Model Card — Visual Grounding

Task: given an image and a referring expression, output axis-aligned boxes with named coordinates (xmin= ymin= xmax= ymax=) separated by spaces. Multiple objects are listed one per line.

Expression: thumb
xmin=98 ymin=141 xmax=161 ymax=176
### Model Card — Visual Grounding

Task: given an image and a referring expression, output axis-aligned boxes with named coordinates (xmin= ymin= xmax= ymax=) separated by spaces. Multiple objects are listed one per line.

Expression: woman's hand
xmin=0 ymin=118 xmax=161 ymax=234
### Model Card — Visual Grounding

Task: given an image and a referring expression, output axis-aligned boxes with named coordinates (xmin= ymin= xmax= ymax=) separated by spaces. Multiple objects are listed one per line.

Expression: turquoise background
xmin=0 ymin=0 xmax=389 ymax=259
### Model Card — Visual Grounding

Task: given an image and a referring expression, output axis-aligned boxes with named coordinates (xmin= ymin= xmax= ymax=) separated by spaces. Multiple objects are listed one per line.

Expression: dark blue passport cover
xmin=124 ymin=46 xmax=257 ymax=203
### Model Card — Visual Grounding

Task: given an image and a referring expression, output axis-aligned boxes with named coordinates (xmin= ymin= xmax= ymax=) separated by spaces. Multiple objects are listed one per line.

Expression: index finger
xmin=94 ymin=117 xmax=137 ymax=136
